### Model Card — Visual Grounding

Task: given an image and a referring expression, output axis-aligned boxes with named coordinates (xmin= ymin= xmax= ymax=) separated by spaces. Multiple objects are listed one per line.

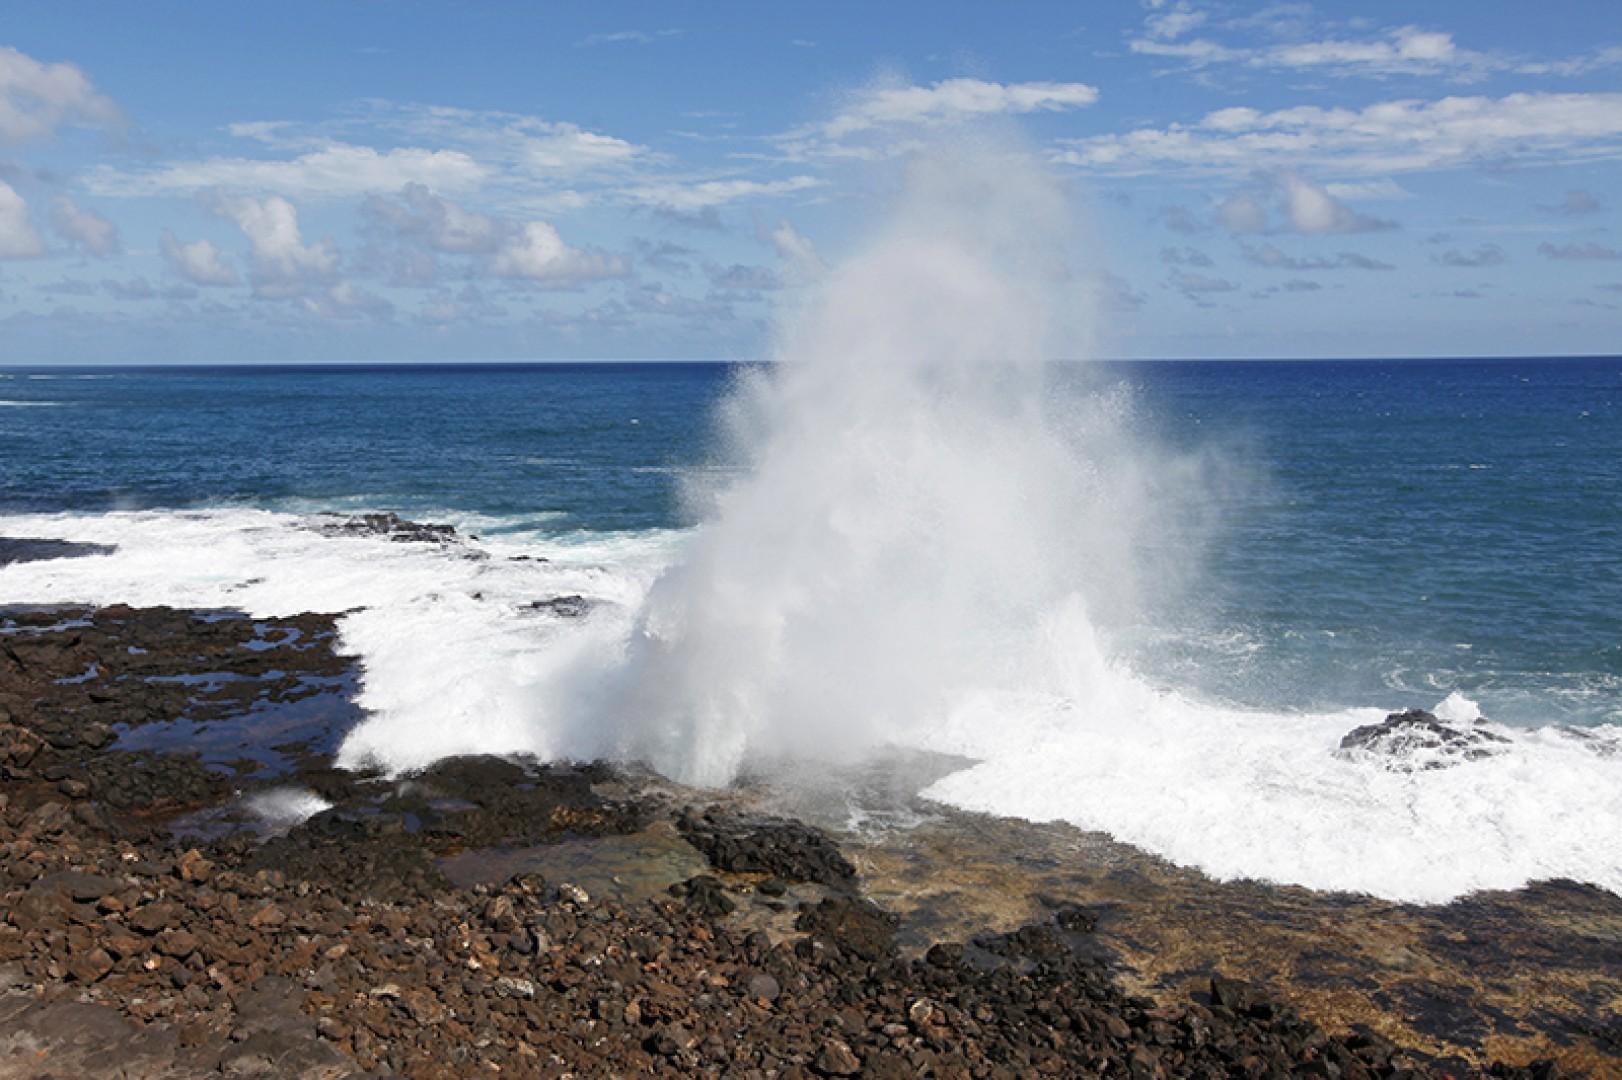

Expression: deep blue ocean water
xmin=2 ymin=358 xmax=1618 ymax=728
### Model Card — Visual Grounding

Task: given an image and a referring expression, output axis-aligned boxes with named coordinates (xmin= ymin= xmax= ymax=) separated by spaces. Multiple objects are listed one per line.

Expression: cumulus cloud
xmin=90 ymin=142 xmax=485 ymax=199
xmin=1160 ymin=246 xmax=1214 ymax=267
xmin=0 ymin=45 xmax=121 ymax=143
xmin=362 ymin=183 xmax=500 ymax=254
xmin=1241 ymin=243 xmax=1395 ymax=271
xmin=1432 ymin=244 xmax=1506 ymax=267
xmin=213 ymin=195 xmax=338 ymax=298
xmin=1538 ymin=241 xmax=1621 ymax=261
xmin=49 ymin=196 xmax=119 ymax=255
xmin=161 ymin=231 xmax=241 ymax=287
xmin=1219 ymin=174 xmax=1397 ymax=236
xmin=1143 ymin=4 xmax=1207 ymax=42
xmin=628 ymin=176 xmax=822 ymax=212
xmin=1156 ymin=205 xmax=1205 ymax=235
xmin=0 ymin=180 xmax=45 ymax=258
xmin=1060 ymin=92 xmax=1622 ymax=176
xmin=1539 ymin=189 xmax=1603 ymax=215
xmin=633 ymin=239 xmax=695 ymax=274
xmin=361 ymin=184 xmax=627 ymax=287
xmin=705 ymin=263 xmax=781 ymax=292
xmin=490 ymin=221 xmax=627 ymax=284
xmin=768 ymin=219 xmax=824 ymax=279
xmin=1170 ymin=269 xmax=1237 ymax=296
xmin=1127 ymin=19 xmax=1507 ymax=81
xmin=815 ymin=77 xmax=1099 ymax=140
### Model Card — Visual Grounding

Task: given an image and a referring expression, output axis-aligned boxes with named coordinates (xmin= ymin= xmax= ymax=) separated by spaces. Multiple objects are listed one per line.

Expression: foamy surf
xmin=2 ymin=505 xmax=1620 ymax=903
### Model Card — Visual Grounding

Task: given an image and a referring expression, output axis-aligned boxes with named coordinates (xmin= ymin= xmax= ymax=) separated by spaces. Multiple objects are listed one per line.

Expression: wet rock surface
xmin=0 ymin=537 xmax=116 ymax=566
xmin=1338 ymin=709 xmax=1512 ymax=769
xmin=310 ymin=512 xmax=459 ymax=545
xmin=678 ymin=805 xmax=859 ymax=889
xmin=0 ymin=603 xmax=1612 ymax=1077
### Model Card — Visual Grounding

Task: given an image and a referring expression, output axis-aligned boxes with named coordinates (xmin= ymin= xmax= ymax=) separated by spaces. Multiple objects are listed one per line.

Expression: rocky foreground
xmin=0 ymin=589 xmax=1594 ymax=1077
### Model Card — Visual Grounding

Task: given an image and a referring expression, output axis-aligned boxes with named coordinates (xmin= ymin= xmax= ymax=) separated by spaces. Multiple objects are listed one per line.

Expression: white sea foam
xmin=0 ymin=507 xmax=682 ymax=773
xmin=245 ymin=787 xmax=333 ymax=826
xmin=3 ymin=505 xmax=1620 ymax=902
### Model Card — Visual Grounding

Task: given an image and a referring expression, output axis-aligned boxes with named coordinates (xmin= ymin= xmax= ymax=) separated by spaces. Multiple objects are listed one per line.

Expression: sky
xmin=1 ymin=1 xmax=1620 ymax=363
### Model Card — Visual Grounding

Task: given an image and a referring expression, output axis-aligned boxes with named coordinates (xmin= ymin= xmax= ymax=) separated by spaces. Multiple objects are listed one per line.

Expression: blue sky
xmin=2 ymin=1 xmax=1620 ymax=362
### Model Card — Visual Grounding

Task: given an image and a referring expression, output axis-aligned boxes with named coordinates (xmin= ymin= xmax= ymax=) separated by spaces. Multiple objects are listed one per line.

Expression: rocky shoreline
xmin=0 ymin=578 xmax=1610 ymax=1075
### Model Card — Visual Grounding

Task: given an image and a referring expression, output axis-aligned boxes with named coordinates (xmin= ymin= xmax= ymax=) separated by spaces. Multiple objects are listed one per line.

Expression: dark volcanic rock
xmin=522 ymin=595 xmax=592 ymax=618
xmin=1339 ymin=708 xmax=1512 ymax=769
xmin=678 ymin=806 xmax=859 ymax=890
xmin=312 ymin=512 xmax=458 ymax=544
xmin=0 ymin=537 xmax=115 ymax=566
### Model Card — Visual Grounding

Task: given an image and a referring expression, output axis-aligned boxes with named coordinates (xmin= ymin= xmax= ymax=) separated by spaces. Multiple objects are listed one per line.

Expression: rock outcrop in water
xmin=311 ymin=512 xmax=459 ymax=545
xmin=0 ymin=537 xmax=116 ymax=567
xmin=1338 ymin=708 xmax=1512 ymax=769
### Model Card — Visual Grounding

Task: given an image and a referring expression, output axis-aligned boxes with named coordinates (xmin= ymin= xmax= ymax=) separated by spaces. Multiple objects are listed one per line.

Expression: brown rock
xmin=128 ymin=901 xmax=179 ymax=935
xmin=176 ymin=849 xmax=213 ymax=883
xmin=0 ymin=722 xmax=43 ymax=772
xmin=247 ymin=902 xmax=286 ymax=929
xmin=156 ymin=929 xmax=199 ymax=959
xmin=66 ymin=946 xmax=113 ymax=983
xmin=815 ymin=1038 xmax=862 ymax=1076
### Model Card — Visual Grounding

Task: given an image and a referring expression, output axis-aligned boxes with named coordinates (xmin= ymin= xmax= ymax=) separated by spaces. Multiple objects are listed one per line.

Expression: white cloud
xmin=1059 ymin=92 xmax=1622 ymax=176
xmin=491 ymin=221 xmax=627 ymax=284
xmin=362 ymin=185 xmax=627 ymax=286
xmin=214 ymin=195 xmax=338 ymax=298
xmin=88 ymin=142 xmax=486 ymax=199
xmin=522 ymin=125 xmax=641 ymax=172
xmin=1160 ymin=245 xmax=1214 ymax=267
xmin=706 ymin=263 xmax=781 ymax=292
xmin=1323 ymin=178 xmax=1412 ymax=201
xmin=575 ymin=29 xmax=683 ymax=48
xmin=1170 ymin=269 xmax=1238 ymax=297
xmin=1144 ymin=4 xmax=1208 ymax=41
xmin=1539 ymin=189 xmax=1603 ymax=216
xmin=0 ymin=45 xmax=120 ymax=143
xmin=1219 ymin=173 xmax=1396 ymax=235
xmin=161 ymin=231 xmax=240 ymax=287
xmin=306 ymin=281 xmax=393 ymax=320
xmin=50 ymin=196 xmax=119 ymax=255
xmin=1432 ymin=244 xmax=1506 ymax=267
xmin=1128 ymin=21 xmax=1500 ymax=80
xmin=0 ymin=180 xmax=44 ymax=258
xmin=822 ymin=78 xmax=1100 ymax=139
xmin=363 ymin=183 xmax=501 ymax=253
xmin=1538 ymin=241 xmax=1621 ymax=261
xmin=1241 ymin=243 xmax=1395 ymax=271
xmin=628 ymin=176 xmax=822 ymax=212
xmin=769 ymin=219 xmax=824 ymax=279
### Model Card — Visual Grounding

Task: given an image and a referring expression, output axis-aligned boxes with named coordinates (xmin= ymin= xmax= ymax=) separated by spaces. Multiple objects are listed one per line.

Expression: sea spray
xmin=601 ymin=137 xmax=1168 ymax=785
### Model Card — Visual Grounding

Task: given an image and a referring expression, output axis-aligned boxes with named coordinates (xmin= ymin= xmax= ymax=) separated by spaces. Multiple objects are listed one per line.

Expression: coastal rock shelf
xmin=0 ymin=601 xmax=1611 ymax=1077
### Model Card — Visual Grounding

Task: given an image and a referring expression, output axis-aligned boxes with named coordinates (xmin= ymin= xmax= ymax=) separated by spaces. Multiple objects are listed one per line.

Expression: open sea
xmin=3 ymin=358 xmax=1619 ymax=902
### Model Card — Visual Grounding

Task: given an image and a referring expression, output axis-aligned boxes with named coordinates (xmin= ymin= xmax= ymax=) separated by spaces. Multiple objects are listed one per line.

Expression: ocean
xmin=2 ymin=357 xmax=1619 ymax=902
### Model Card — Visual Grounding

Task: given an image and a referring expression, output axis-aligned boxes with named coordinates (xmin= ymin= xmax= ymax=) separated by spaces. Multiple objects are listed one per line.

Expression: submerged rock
xmin=522 ymin=595 xmax=592 ymax=618
xmin=311 ymin=512 xmax=458 ymax=544
xmin=0 ymin=537 xmax=115 ymax=567
xmin=1338 ymin=708 xmax=1512 ymax=770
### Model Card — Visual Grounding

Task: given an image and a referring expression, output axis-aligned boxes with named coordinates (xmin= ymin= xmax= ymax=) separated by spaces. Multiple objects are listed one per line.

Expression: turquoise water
xmin=2 ymin=358 xmax=1618 ymax=728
